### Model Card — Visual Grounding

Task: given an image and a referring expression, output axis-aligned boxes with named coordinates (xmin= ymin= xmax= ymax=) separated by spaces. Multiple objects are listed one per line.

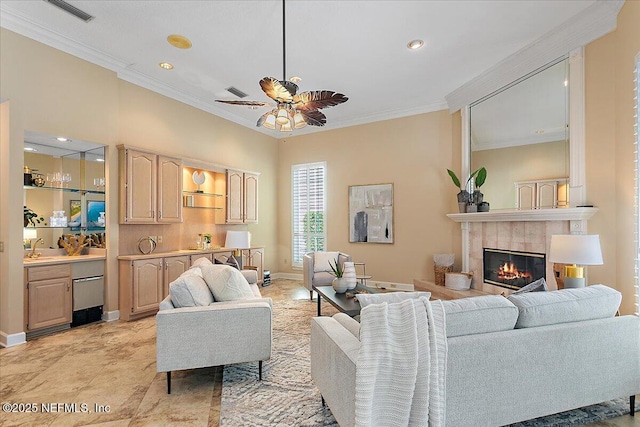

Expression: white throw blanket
xmin=355 ymin=296 xmax=447 ymax=427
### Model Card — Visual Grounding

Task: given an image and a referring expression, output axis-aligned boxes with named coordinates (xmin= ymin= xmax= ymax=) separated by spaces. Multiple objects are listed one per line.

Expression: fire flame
xmin=497 ymin=262 xmax=532 ymax=281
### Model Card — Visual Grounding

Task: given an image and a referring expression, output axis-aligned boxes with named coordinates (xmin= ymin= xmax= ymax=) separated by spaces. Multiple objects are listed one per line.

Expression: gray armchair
xmin=303 ymin=251 xmax=351 ymax=300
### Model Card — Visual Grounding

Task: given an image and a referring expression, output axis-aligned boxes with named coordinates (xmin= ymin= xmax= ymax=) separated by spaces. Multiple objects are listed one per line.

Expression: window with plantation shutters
xmin=292 ymin=162 xmax=326 ymax=268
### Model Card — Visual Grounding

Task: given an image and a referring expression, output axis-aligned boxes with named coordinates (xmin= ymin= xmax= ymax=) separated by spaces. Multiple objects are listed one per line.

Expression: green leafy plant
xmin=447 ymin=168 xmax=481 ymax=191
xmin=202 ymin=233 xmax=212 ymax=244
xmin=24 ymin=206 xmax=45 ymax=227
xmin=474 ymin=167 xmax=487 ymax=189
xmin=329 ymin=259 xmax=343 ymax=278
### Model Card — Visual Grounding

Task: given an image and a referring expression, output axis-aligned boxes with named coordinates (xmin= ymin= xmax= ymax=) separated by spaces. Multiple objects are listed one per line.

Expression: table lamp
xmin=225 ymin=231 xmax=251 ymax=267
xmin=549 ymin=234 xmax=603 ymax=288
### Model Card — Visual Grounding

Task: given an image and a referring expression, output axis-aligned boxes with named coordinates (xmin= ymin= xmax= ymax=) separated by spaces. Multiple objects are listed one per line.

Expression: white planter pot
xmin=332 ymin=277 xmax=349 ymax=293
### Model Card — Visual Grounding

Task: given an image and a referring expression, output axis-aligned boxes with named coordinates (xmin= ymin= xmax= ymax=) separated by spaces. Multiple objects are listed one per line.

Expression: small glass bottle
xmin=197 ymin=234 xmax=203 ymax=250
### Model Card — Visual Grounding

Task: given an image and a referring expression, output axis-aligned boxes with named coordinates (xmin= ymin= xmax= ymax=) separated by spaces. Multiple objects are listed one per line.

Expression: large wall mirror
xmin=469 ymin=57 xmax=569 ymax=210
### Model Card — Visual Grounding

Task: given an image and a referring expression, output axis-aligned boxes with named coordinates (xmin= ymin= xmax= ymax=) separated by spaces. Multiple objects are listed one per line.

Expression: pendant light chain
xmin=282 ymin=0 xmax=286 ymax=82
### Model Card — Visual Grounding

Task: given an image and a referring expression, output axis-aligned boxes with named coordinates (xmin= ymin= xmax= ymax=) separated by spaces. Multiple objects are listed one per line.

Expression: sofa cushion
xmin=191 ymin=256 xmax=213 ymax=269
xmin=314 ymin=251 xmax=339 ymax=273
xmin=201 ymin=264 xmax=256 ymax=301
xmin=441 ymin=295 xmax=519 ymax=337
xmin=507 ymin=284 xmax=622 ymax=328
xmin=313 ymin=271 xmax=335 ymax=285
xmin=169 ymin=273 xmax=214 ymax=308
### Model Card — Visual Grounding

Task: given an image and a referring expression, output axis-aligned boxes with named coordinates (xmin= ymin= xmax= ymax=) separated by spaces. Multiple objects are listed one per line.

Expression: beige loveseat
xmin=157 ymin=257 xmax=272 ymax=394
xmin=311 ymin=285 xmax=640 ymax=426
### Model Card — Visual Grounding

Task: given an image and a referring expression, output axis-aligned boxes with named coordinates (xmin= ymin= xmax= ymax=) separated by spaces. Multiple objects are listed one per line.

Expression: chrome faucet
xmin=28 ymin=238 xmax=44 ymax=259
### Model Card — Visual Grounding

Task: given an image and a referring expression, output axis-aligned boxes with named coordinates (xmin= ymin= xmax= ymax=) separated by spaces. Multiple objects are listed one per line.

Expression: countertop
xmin=23 ymin=250 xmax=106 ymax=266
xmin=116 ymin=246 xmax=263 ymax=261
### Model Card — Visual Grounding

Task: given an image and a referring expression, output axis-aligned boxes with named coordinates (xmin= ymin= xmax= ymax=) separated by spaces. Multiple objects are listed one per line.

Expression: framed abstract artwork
xmin=348 ymin=183 xmax=393 ymax=243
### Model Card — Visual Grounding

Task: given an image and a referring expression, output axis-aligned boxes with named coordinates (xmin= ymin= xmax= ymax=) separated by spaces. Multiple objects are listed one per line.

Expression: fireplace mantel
xmin=446 ymin=207 xmax=598 ymax=223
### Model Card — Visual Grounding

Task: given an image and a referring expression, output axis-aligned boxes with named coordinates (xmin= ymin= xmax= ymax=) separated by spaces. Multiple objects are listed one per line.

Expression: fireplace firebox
xmin=483 ymin=248 xmax=545 ymax=290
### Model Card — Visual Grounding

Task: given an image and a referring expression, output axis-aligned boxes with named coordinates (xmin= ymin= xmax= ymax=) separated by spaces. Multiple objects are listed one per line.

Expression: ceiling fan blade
xmin=294 ymin=91 xmax=348 ymax=110
xmin=260 ymin=77 xmax=294 ymax=103
xmin=256 ymin=112 xmax=269 ymax=127
xmin=280 ymin=80 xmax=298 ymax=96
xmin=215 ymin=100 xmax=272 ymax=107
xmin=300 ymin=109 xmax=327 ymax=127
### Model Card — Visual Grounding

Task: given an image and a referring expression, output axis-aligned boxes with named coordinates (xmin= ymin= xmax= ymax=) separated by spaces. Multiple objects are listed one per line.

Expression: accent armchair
xmin=303 ymin=251 xmax=351 ymax=300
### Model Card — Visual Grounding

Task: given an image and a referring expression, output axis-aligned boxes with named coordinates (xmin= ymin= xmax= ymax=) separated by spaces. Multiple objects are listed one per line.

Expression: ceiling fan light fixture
xmin=293 ymin=111 xmax=307 ymax=129
xmin=263 ymin=113 xmax=277 ymax=129
xmin=279 ymin=120 xmax=293 ymax=132
xmin=276 ymin=107 xmax=290 ymax=125
xmin=407 ymin=39 xmax=424 ymax=50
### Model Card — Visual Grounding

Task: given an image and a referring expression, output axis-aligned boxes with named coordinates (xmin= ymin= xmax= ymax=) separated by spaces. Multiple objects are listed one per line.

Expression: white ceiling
xmin=1 ymin=0 xmax=599 ymax=136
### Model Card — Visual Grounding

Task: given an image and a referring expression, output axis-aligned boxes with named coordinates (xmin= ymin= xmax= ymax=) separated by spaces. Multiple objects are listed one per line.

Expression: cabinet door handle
xmin=67 ymin=282 xmax=70 ymax=292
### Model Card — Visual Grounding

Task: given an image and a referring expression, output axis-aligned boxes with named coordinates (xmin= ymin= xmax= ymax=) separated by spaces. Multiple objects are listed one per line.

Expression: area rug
xmin=221 ymin=299 xmax=636 ymax=426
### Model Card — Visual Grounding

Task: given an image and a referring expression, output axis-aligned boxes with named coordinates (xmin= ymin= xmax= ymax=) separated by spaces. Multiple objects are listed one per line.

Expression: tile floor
xmin=0 ymin=279 xmax=637 ymax=426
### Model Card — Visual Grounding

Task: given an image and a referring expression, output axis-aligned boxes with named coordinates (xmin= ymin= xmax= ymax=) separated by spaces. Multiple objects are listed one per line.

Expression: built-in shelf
xmin=183 ymin=190 xmax=222 ymax=197
xmin=24 ymin=186 xmax=105 ymax=195
xmin=446 ymin=207 xmax=598 ymax=223
xmin=183 ymin=206 xmax=223 ymax=210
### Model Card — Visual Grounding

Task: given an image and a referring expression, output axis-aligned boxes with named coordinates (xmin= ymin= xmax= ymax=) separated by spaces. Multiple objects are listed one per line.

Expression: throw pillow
xmin=169 ymin=274 xmax=214 ymax=307
xmin=214 ymin=255 xmax=240 ymax=269
xmin=512 ymin=277 xmax=548 ymax=294
xmin=314 ymin=251 xmax=339 ymax=273
xmin=191 ymin=256 xmax=213 ymax=269
xmin=356 ymin=292 xmax=431 ymax=308
xmin=201 ymin=264 xmax=255 ymax=301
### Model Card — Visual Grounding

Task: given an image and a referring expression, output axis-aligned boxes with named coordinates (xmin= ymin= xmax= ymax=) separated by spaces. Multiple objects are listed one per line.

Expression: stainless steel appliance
xmin=71 ymin=261 xmax=104 ymax=327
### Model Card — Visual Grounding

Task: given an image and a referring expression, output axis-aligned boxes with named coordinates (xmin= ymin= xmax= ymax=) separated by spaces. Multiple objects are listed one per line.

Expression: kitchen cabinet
xmin=25 ymin=264 xmax=72 ymax=333
xmin=118 ymin=146 xmax=183 ymax=224
xmin=119 ymin=254 xmax=189 ymax=320
xmin=226 ymin=169 xmax=258 ymax=224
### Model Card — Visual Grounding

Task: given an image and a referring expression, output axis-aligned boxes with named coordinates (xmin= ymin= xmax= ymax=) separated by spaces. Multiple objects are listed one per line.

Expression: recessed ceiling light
xmin=159 ymin=62 xmax=174 ymax=70
xmin=289 ymin=76 xmax=302 ymax=83
xmin=24 ymin=147 xmax=37 ymax=152
xmin=534 ymin=129 xmax=545 ymax=134
xmin=56 ymin=137 xmax=69 ymax=142
xmin=167 ymin=34 xmax=192 ymax=49
xmin=407 ymin=39 xmax=424 ymax=50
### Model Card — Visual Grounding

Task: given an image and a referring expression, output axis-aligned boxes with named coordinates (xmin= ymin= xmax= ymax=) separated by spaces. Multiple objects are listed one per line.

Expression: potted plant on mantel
xmin=447 ymin=169 xmax=480 ymax=213
xmin=329 ymin=259 xmax=349 ymax=293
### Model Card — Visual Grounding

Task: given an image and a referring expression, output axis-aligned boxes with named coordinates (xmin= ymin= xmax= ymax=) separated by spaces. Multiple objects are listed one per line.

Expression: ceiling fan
xmin=215 ymin=0 xmax=348 ymax=132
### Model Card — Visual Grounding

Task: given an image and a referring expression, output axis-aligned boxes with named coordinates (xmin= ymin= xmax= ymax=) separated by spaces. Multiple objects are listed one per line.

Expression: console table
xmin=413 ymin=279 xmax=490 ymax=300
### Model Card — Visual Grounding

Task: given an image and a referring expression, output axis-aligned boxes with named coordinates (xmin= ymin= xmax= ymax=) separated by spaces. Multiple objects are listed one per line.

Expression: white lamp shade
xmin=549 ymin=234 xmax=603 ymax=265
xmin=225 ymin=231 xmax=251 ymax=249
xmin=23 ymin=228 xmax=37 ymax=240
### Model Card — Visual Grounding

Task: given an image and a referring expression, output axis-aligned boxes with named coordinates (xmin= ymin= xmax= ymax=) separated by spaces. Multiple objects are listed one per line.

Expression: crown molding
xmin=446 ymin=0 xmax=624 ymax=112
xmin=0 ymin=6 xmax=128 ymax=71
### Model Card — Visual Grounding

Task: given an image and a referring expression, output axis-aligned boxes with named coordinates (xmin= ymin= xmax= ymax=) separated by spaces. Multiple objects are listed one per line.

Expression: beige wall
xmin=471 ymin=140 xmax=568 ymax=210
xmin=585 ymin=0 xmax=639 ymax=315
xmin=277 ymin=111 xmax=463 ymax=284
xmin=0 ymin=29 xmax=278 ymax=342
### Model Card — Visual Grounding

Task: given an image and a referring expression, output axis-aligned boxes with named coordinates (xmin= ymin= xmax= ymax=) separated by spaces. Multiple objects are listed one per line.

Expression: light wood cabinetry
xmin=118 ymin=146 xmax=183 ymax=224
xmin=119 ymin=254 xmax=189 ymax=320
xmin=25 ymin=264 xmax=72 ymax=332
xmin=515 ymin=178 xmax=568 ymax=210
xmin=226 ymin=169 xmax=258 ymax=224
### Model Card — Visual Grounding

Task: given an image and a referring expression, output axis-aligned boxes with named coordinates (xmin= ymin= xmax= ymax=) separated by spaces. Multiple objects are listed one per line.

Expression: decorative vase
xmin=457 ymin=202 xmax=467 ymax=213
xmin=466 ymin=203 xmax=478 ymax=213
xmin=342 ymin=262 xmax=357 ymax=290
xmin=473 ymin=190 xmax=484 ymax=204
xmin=456 ymin=190 xmax=470 ymax=203
xmin=478 ymin=201 xmax=490 ymax=212
xmin=332 ymin=277 xmax=349 ymax=293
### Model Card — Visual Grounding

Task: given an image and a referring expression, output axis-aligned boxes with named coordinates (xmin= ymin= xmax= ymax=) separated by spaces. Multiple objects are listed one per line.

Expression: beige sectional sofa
xmin=311 ymin=285 xmax=640 ymax=426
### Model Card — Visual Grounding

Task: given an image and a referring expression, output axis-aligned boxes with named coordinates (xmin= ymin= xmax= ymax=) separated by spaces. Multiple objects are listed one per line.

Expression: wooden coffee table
xmin=313 ymin=284 xmax=378 ymax=317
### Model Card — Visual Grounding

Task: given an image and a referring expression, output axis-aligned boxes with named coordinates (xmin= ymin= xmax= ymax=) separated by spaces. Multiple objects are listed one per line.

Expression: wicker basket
xmin=434 ymin=265 xmax=453 ymax=286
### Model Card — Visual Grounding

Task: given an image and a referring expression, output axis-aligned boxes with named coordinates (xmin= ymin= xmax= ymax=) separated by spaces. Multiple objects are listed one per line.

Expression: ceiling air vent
xmin=44 ymin=0 xmax=94 ymax=22
xmin=225 ymin=86 xmax=248 ymax=99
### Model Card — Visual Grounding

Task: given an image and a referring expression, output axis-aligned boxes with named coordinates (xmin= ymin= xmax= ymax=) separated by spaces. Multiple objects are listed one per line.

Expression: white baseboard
xmin=271 ymin=272 xmax=303 ymax=280
xmin=0 ymin=331 xmax=26 ymax=348
xmin=367 ymin=280 xmax=415 ymax=291
xmin=102 ymin=310 xmax=120 ymax=322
